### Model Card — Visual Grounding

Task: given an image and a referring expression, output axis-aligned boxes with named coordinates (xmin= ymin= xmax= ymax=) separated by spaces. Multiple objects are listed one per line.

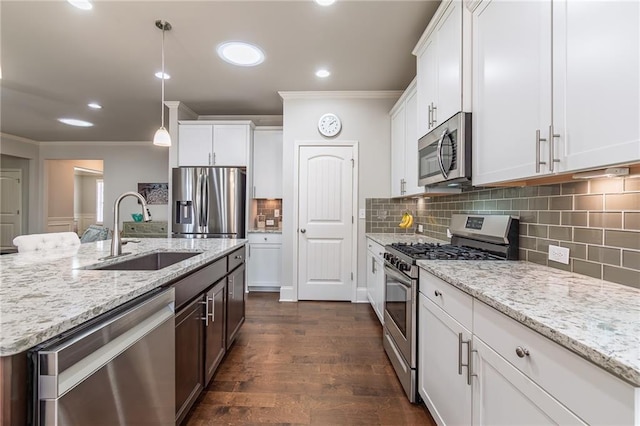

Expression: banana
xmin=405 ymin=214 xmax=414 ymax=228
xmin=398 ymin=213 xmax=409 ymax=228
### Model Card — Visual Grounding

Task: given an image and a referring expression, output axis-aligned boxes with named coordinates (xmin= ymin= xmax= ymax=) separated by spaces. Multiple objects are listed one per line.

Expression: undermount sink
xmin=90 ymin=251 xmax=203 ymax=271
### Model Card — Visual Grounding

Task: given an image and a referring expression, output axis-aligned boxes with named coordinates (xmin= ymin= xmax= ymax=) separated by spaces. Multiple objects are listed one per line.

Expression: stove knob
xmin=399 ymin=262 xmax=409 ymax=271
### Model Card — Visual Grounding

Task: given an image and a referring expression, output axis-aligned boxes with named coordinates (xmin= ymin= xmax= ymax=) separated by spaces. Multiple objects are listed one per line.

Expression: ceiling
xmin=0 ymin=1 xmax=440 ymax=142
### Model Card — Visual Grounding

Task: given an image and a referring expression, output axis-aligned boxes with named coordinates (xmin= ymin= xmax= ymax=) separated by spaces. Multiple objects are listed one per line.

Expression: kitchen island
xmin=0 ymin=237 xmax=246 ymax=425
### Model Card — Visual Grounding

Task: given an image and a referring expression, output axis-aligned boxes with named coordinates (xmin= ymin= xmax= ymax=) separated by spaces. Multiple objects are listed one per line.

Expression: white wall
xmin=40 ymin=143 xmax=169 ymax=230
xmin=0 ymin=133 xmax=40 ymax=233
xmin=280 ymin=92 xmax=397 ymax=302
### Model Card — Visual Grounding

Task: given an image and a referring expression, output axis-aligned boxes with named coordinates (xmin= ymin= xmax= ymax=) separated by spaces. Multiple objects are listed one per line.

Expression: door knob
xmin=300 ymin=229 xmax=306 ymax=233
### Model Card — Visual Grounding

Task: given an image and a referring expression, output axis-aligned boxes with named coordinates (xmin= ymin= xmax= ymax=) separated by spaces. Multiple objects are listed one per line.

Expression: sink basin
xmin=91 ymin=251 xmax=203 ymax=271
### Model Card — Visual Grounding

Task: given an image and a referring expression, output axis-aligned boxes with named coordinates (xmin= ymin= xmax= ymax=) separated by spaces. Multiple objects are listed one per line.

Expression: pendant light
xmin=153 ymin=20 xmax=172 ymax=147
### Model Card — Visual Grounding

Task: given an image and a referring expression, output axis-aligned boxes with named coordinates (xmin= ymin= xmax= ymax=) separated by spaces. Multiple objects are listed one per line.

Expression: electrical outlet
xmin=548 ymin=245 xmax=570 ymax=264
xmin=274 ymin=209 xmax=280 ymax=218
xmin=446 ymin=229 xmax=453 ymax=239
xmin=359 ymin=208 xmax=366 ymax=219
xmin=417 ymin=224 xmax=424 ymax=233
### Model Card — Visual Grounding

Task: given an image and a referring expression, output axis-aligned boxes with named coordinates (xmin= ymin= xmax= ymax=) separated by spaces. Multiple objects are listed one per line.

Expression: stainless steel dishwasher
xmin=30 ymin=287 xmax=175 ymax=426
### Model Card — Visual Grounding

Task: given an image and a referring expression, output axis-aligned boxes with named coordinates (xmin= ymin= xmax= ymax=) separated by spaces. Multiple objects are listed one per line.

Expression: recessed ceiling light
xmin=315 ymin=69 xmax=331 ymax=78
xmin=217 ymin=41 xmax=265 ymax=67
xmin=315 ymin=0 xmax=336 ymax=5
xmin=67 ymin=0 xmax=93 ymax=10
xmin=58 ymin=118 xmax=93 ymax=127
xmin=87 ymin=102 xmax=102 ymax=109
xmin=155 ymin=72 xmax=171 ymax=80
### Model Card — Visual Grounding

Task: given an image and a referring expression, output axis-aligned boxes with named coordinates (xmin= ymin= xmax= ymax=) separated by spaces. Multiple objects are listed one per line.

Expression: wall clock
xmin=318 ymin=113 xmax=342 ymax=137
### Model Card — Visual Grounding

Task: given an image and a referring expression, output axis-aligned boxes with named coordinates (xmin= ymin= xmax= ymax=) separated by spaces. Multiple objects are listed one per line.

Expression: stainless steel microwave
xmin=418 ymin=112 xmax=471 ymax=187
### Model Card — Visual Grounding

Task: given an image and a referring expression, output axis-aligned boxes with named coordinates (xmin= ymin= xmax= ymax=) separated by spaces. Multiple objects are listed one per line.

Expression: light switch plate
xmin=266 ymin=219 xmax=275 ymax=226
xmin=548 ymin=245 xmax=570 ymax=264
xmin=274 ymin=209 xmax=280 ymax=218
xmin=359 ymin=208 xmax=366 ymax=219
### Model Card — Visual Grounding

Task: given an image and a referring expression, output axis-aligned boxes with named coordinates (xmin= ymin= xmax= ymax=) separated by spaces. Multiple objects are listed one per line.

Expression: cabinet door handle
xmin=548 ymin=125 xmax=560 ymax=172
xmin=213 ymin=152 xmax=217 ymax=165
xmin=234 ymin=255 xmax=243 ymax=260
xmin=515 ymin=346 xmax=530 ymax=358
xmin=431 ymin=102 xmax=437 ymax=126
xmin=535 ymin=129 xmax=547 ymax=173
xmin=458 ymin=332 xmax=464 ymax=375
xmin=208 ymin=153 xmax=212 ymax=166
xmin=208 ymin=296 xmax=215 ymax=321
xmin=428 ymin=104 xmax=433 ymax=128
xmin=458 ymin=333 xmax=475 ymax=385
xmin=300 ymin=229 xmax=306 ymax=234
xmin=434 ymin=290 xmax=442 ymax=297
xmin=200 ymin=299 xmax=209 ymax=327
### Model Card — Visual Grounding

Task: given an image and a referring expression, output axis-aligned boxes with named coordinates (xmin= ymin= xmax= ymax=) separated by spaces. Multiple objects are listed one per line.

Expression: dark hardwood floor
xmin=185 ymin=292 xmax=436 ymax=425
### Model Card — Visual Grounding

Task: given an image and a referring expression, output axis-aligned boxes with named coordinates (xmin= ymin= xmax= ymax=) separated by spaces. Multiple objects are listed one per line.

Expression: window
xmin=96 ymin=179 xmax=104 ymax=224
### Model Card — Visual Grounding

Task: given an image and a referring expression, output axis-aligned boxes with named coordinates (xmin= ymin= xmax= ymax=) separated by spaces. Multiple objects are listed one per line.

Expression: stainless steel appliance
xmin=418 ymin=112 xmax=471 ymax=187
xmin=31 ymin=288 xmax=175 ymax=425
xmin=382 ymin=214 xmax=519 ymax=402
xmin=172 ymin=167 xmax=246 ymax=238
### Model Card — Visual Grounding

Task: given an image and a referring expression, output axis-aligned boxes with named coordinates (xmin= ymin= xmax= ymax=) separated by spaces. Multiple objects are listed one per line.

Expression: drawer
xmin=228 ymin=246 xmax=246 ymax=271
xmin=172 ymin=257 xmax=226 ymax=309
xmin=366 ymin=238 xmax=385 ymax=260
xmin=473 ymin=300 xmax=636 ymax=425
xmin=248 ymin=233 xmax=282 ymax=244
xmin=419 ymin=269 xmax=473 ymax=330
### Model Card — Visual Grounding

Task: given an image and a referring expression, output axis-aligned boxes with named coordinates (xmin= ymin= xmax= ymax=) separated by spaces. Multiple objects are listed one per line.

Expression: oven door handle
xmin=384 ymin=264 xmax=412 ymax=288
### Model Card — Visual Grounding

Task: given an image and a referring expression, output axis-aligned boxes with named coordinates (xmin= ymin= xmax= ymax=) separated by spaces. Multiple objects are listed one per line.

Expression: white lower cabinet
xmin=472 ymin=337 xmax=585 ymax=425
xmin=418 ymin=269 xmax=638 ymax=426
xmin=366 ymin=238 xmax=385 ymax=324
xmin=418 ymin=292 xmax=472 ymax=426
xmin=247 ymin=233 xmax=281 ymax=291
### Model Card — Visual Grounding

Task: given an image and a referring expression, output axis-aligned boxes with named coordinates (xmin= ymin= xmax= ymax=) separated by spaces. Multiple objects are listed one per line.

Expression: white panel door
xmin=0 ymin=170 xmax=22 ymax=249
xmin=298 ymin=145 xmax=354 ymax=301
xmin=178 ymin=124 xmax=213 ymax=166
xmin=553 ymin=0 xmax=640 ymax=172
xmin=472 ymin=0 xmax=552 ymax=185
xmin=472 ymin=338 xmax=586 ymax=426
xmin=213 ymin=124 xmax=249 ymax=167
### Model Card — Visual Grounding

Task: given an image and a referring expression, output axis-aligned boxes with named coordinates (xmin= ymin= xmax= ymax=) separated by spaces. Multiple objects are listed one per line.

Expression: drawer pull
xmin=434 ymin=290 xmax=442 ymax=297
xmin=515 ymin=346 xmax=530 ymax=358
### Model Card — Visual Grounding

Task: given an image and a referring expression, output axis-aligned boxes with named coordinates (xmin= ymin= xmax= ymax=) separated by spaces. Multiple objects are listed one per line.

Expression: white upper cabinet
xmin=390 ymin=79 xmax=422 ymax=197
xmin=178 ymin=121 xmax=252 ymax=167
xmin=553 ymin=0 xmax=640 ymax=172
xmin=251 ymin=127 xmax=283 ymax=199
xmin=414 ymin=0 xmax=465 ymax=138
xmin=472 ymin=0 xmax=639 ymax=186
xmin=472 ymin=0 xmax=552 ymax=185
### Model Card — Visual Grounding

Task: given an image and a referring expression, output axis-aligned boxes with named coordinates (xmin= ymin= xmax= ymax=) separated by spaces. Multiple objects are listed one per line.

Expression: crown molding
xmin=0 ymin=132 xmax=40 ymax=146
xmin=165 ymin=101 xmax=198 ymax=119
xmin=278 ymin=90 xmax=403 ymax=100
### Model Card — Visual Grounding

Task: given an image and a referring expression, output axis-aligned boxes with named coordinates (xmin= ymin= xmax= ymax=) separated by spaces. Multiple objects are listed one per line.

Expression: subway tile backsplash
xmin=366 ymin=177 xmax=640 ymax=289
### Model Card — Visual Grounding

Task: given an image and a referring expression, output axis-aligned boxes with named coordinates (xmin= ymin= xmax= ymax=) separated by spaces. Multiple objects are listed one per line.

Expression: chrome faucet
xmin=110 ymin=191 xmax=151 ymax=257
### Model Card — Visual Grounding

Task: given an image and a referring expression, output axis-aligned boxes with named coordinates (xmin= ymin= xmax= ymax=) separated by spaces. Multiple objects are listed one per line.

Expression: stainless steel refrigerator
xmin=172 ymin=167 xmax=246 ymax=238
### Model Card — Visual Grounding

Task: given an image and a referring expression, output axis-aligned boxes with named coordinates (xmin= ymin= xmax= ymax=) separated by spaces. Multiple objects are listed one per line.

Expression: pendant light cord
xmin=160 ymin=23 xmax=166 ymax=129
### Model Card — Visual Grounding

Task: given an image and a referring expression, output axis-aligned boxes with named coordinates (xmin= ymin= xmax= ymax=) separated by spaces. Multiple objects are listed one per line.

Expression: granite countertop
xmin=366 ymin=233 xmax=448 ymax=246
xmin=417 ymin=260 xmax=640 ymax=387
xmin=248 ymin=229 xmax=282 ymax=234
xmin=0 ymin=238 xmax=246 ymax=356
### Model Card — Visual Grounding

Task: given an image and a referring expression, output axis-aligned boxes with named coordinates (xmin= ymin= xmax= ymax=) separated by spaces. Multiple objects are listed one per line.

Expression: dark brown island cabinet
xmin=174 ymin=246 xmax=246 ymax=425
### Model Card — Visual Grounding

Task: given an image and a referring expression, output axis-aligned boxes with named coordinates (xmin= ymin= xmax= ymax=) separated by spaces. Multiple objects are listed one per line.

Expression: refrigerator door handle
xmin=203 ymin=175 xmax=209 ymax=227
xmin=196 ymin=171 xmax=204 ymax=227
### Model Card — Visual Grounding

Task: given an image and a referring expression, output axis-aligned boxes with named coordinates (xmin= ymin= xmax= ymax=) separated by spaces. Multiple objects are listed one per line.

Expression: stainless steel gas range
xmin=382 ymin=214 xmax=519 ymax=402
